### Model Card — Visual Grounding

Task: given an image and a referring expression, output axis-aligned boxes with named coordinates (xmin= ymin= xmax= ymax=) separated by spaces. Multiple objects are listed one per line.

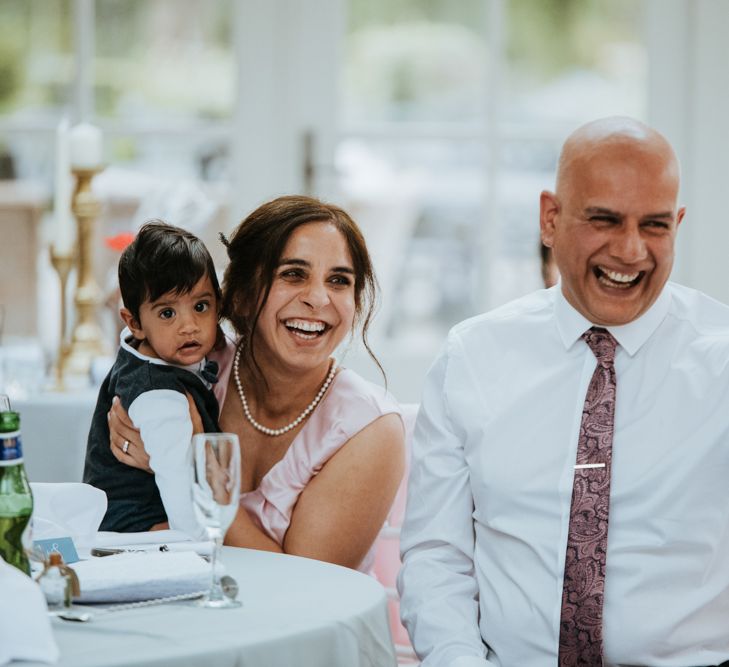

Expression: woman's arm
xmin=225 ymin=413 xmax=405 ymax=569
xmin=109 ymin=392 xmax=204 ymax=472
xmin=111 ymin=395 xmax=406 ymax=568
xmin=286 ymin=412 xmax=405 ymax=568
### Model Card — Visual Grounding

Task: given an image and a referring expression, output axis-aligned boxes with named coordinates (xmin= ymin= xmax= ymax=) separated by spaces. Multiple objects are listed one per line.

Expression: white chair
xmin=30 ymin=482 xmax=107 ymax=544
xmin=372 ymin=402 xmax=419 ymax=664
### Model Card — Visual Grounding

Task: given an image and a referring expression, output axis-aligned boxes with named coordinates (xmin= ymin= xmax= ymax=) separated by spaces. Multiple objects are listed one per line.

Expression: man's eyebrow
xmin=584 ymin=207 xmax=622 ymax=217
xmin=278 ymin=257 xmax=355 ymax=274
xmin=583 ymin=206 xmax=675 ymax=220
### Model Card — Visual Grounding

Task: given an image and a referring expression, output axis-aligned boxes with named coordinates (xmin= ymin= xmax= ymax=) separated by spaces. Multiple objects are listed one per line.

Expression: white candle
xmin=70 ymin=122 xmax=103 ymax=170
xmin=54 ymin=117 xmax=74 ymax=255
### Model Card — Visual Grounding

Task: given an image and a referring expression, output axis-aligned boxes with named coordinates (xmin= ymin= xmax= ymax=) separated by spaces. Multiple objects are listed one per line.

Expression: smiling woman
xmin=107 ymin=195 xmax=406 ymax=573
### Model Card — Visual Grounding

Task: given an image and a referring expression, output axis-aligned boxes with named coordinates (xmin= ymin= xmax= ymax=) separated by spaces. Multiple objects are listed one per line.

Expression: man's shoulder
xmin=449 ymin=288 xmax=554 ymax=340
xmin=667 ymin=282 xmax=729 ymax=334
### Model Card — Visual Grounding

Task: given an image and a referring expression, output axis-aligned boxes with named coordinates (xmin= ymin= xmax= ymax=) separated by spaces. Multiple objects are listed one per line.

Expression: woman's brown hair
xmin=221 ymin=195 xmax=383 ymax=385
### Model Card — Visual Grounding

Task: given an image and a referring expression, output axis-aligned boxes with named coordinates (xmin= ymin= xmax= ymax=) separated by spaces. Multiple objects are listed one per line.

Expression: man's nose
xmin=612 ymin=224 xmax=648 ymax=264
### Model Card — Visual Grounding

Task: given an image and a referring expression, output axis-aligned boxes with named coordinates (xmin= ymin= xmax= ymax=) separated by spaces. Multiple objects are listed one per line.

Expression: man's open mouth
xmin=180 ymin=340 xmax=201 ymax=350
xmin=283 ymin=318 xmax=330 ymax=340
xmin=594 ymin=266 xmax=644 ymax=289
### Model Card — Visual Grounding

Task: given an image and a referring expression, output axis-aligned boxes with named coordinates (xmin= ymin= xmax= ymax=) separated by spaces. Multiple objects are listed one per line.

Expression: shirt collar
xmin=554 ymin=282 xmax=672 ymax=357
xmin=119 ymin=327 xmax=207 ymax=375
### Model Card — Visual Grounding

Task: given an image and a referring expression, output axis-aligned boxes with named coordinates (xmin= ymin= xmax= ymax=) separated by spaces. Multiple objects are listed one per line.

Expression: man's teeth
xmin=600 ymin=267 xmax=640 ymax=284
xmin=285 ymin=319 xmax=326 ymax=333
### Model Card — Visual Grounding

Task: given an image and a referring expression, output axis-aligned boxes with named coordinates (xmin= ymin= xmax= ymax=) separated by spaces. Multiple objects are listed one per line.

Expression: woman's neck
xmin=239 ymin=352 xmax=335 ymax=422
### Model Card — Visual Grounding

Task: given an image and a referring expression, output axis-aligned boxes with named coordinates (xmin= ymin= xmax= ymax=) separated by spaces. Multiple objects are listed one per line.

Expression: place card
xmin=33 ymin=537 xmax=80 ymax=564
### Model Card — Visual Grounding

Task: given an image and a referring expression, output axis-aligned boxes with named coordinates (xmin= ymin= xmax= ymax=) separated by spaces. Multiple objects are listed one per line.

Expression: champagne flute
xmin=191 ymin=433 xmax=241 ymax=608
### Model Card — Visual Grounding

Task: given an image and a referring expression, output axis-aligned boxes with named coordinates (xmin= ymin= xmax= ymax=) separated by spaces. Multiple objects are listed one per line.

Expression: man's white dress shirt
xmin=398 ymin=282 xmax=729 ymax=667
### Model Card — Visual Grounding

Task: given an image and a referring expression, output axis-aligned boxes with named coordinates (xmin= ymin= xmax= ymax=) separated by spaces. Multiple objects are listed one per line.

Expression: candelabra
xmin=62 ymin=167 xmax=108 ymax=383
xmin=49 ymin=247 xmax=74 ymax=390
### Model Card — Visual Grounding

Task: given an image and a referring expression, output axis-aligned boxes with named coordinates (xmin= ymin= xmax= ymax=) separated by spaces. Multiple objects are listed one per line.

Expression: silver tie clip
xmin=574 ymin=463 xmax=606 ymax=469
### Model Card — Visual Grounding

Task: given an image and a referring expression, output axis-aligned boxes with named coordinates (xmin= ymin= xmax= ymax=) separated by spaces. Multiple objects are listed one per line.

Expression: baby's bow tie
xmin=200 ymin=360 xmax=219 ymax=385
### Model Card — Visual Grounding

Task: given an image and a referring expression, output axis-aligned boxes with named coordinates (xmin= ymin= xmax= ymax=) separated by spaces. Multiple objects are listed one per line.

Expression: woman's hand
xmin=108 ymin=396 xmax=151 ymax=472
xmin=108 ymin=392 xmax=202 ymax=472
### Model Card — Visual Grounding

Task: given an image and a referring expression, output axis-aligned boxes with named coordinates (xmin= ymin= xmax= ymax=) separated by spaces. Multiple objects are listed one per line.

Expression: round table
xmin=31 ymin=547 xmax=397 ymax=667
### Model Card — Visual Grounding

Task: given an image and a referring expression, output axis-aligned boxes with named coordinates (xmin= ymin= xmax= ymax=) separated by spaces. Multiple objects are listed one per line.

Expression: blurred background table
xmin=15 ymin=390 xmax=97 ymax=483
xmin=25 ymin=546 xmax=396 ymax=667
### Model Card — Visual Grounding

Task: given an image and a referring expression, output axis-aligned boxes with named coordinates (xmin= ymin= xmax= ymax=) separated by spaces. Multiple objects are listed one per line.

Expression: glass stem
xmin=209 ymin=533 xmax=223 ymax=601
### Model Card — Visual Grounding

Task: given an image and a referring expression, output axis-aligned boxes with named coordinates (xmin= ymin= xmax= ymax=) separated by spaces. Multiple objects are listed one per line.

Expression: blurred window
xmin=340 ymin=0 xmax=647 ymax=356
xmin=94 ymin=0 xmax=234 ymax=123
xmin=0 ymin=0 xmax=233 ymax=185
xmin=0 ymin=0 xmax=74 ymax=120
xmin=343 ymin=0 xmax=487 ymax=125
xmin=505 ymin=0 xmax=646 ymax=125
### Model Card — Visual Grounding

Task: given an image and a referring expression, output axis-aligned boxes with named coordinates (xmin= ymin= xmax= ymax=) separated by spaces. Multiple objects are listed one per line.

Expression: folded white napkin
xmin=0 ymin=558 xmax=59 ymax=665
xmin=72 ymin=551 xmax=210 ymax=603
xmin=31 ymin=482 xmax=107 ymax=543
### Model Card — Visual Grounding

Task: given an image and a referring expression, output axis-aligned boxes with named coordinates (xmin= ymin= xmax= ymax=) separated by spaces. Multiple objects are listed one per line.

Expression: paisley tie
xmin=558 ymin=327 xmax=618 ymax=666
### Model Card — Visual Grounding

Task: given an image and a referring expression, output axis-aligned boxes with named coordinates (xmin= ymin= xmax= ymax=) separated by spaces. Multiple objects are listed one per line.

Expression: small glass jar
xmin=37 ymin=552 xmax=72 ymax=612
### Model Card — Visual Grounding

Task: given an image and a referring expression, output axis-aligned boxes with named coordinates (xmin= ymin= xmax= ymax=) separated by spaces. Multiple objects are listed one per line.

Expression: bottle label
xmin=0 ymin=431 xmax=23 ymax=463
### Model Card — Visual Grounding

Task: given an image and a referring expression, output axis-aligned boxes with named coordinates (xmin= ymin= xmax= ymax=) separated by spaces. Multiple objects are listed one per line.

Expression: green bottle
xmin=0 ymin=395 xmax=33 ymax=575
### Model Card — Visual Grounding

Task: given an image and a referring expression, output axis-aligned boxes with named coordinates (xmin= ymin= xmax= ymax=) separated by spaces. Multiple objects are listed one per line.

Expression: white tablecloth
xmin=22 ymin=547 xmax=397 ymax=667
xmin=14 ymin=390 xmax=97 ymax=483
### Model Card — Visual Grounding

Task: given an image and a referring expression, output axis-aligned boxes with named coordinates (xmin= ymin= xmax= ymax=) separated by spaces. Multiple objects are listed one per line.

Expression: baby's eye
xmin=195 ymin=301 xmax=210 ymax=313
xmin=159 ymin=308 xmax=175 ymax=320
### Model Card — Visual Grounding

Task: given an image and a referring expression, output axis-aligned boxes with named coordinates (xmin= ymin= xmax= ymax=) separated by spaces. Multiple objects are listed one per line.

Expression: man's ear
xmin=120 ymin=308 xmax=145 ymax=340
xmin=676 ymin=205 xmax=686 ymax=228
xmin=539 ymin=190 xmax=560 ymax=247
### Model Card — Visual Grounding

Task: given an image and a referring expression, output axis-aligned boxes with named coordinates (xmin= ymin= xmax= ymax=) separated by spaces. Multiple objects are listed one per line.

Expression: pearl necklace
xmin=233 ymin=343 xmax=338 ymax=436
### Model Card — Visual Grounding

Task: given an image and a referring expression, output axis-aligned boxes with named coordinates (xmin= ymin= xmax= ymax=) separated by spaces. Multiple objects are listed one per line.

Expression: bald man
xmin=398 ymin=117 xmax=729 ymax=666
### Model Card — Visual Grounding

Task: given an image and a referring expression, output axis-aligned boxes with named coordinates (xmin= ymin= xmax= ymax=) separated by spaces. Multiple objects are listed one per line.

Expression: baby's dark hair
xmin=119 ymin=220 xmax=222 ymax=320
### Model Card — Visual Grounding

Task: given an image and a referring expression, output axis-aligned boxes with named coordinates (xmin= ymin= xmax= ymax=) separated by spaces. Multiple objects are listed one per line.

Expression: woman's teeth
xmin=284 ymin=319 xmax=327 ymax=339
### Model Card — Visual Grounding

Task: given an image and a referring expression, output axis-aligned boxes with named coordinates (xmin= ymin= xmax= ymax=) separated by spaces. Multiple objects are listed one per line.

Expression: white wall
xmin=647 ymin=0 xmax=729 ymax=304
xmin=232 ymin=0 xmax=343 ymax=222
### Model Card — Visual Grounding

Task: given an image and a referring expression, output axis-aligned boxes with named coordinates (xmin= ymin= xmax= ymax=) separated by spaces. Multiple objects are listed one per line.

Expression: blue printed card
xmin=33 ymin=537 xmax=80 ymax=564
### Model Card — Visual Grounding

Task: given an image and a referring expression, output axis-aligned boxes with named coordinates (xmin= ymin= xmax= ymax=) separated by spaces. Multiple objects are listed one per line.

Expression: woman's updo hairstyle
xmin=221 ymin=195 xmax=382 ymax=383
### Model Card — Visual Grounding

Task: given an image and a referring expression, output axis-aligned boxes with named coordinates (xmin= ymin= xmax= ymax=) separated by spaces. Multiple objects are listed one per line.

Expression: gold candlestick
xmin=49 ymin=246 xmax=74 ymax=391
xmin=64 ymin=167 xmax=108 ymax=382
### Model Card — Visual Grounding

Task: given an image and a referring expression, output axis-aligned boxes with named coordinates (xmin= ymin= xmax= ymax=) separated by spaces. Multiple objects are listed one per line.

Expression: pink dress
xmin=210 ymin=340 xmax=402 ymax=572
